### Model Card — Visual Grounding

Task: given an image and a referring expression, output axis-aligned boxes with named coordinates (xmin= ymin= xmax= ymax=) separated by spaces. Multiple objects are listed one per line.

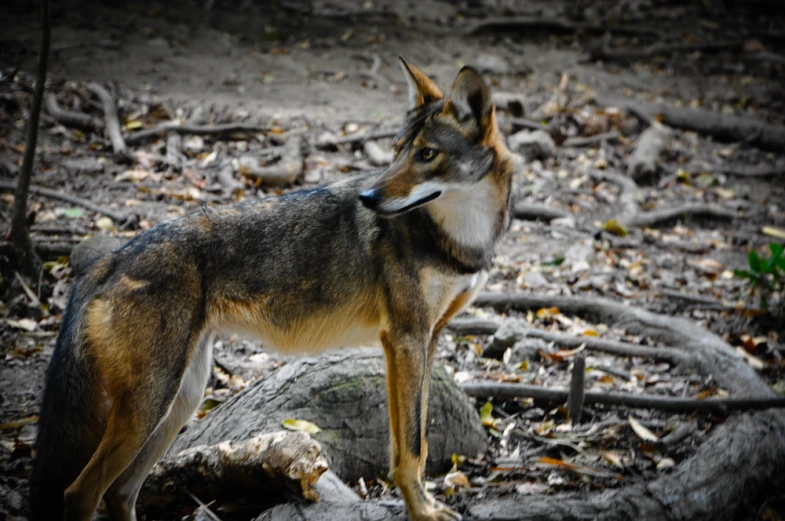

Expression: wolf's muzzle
xmin=359 ymin=189 xmax=382 ymax=209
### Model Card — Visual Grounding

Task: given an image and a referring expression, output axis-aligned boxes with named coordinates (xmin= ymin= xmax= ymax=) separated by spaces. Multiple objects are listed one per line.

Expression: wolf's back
xmin=29 ymin=280 xmax=102 ymax=520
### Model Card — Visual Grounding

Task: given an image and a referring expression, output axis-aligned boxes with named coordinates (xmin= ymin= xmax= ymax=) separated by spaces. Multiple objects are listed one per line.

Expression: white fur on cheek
xmin=428 ymin=180 xmax=497 ymax=248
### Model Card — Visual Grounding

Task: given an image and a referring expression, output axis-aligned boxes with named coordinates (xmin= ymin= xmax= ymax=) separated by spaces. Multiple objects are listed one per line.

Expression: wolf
xmin=29 ymin=58 xmax=517 ymax=521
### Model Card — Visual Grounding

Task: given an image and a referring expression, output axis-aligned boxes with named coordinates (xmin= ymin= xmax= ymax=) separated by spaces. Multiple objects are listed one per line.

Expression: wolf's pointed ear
xmin=443 ymin=66 xmax=494 ymax=140
xmin=399 ymin=56 xmax=443 ymax=112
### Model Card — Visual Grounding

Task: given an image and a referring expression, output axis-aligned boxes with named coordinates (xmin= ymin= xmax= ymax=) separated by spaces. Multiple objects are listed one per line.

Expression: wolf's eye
xmin=417 ymin=147 xmax=438 ymax=162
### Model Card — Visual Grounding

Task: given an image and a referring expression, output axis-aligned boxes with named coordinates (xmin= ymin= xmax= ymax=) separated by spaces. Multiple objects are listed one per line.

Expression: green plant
xmin=734 ymin=243 xmax=785 ymax=311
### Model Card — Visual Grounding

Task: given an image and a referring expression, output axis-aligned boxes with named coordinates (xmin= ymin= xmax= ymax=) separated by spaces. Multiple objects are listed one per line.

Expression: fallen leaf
xmin=583 ymin=329 xmax=599 ymax=337
xmin=628 ymin=416 xmax=659 ymax=442
xmin=480 ymin=401 xmax=497 ymax=428
xmin=601 ymin=450 xmax=624 ymax=468
xmin=603 ymin=219 xmax=628 ymax=237
xmin=762 ymin=226 xmax=785 ymax=240
xmin=515 ymin=482 xmax=550 ymax=495
xmin=95 ymin=216 xmax=116 ymax=232
xmin=281 ymin=418 xmax=322 ymax=435
xmin=536 ymin=307 xmax=560 ymax=319
xmin=735 ymin=347 xmax=764 ymax=370
xmin=63 ymin=207 xmax=84 ymax=218
xmin=656 ymin=457 xmax=676 ymax=469
xmin=443 ymin=470 xmax=470 ymax=489
xmin=6 ymin=318 xmax=37 ymax=331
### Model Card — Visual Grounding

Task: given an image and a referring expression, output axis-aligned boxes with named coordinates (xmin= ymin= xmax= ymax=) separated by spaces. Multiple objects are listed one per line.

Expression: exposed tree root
xmin=125 ymin=122 xmax=271 ymax=144
xmin=511 ymin=202 xmax=569 ymax=222
xmin=86 ymin=82 xmax=128 ymax=157
xmin=622 ymin=203 xmax=737 ymax=228
xmin=45 ymin=93 xmax=101 ymax=130
xmin=446 ymin=317 xmax=689 ymax=366
xmin=471 ymin=292 xmax=765 ymax=394
xmin=236 ymin=135 xmax=304 ymax=186
xmin=465 ymin=16 xmax=661 ymax=38
xmin=598 ymin=95 xmax=785 ymax=151
xmin=462 ymin=382 xmax=785 ymax=414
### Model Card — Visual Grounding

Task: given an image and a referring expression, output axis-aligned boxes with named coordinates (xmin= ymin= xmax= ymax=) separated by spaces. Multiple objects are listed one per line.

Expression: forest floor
xmin=1 ymin=0 xmax=784 ymax=519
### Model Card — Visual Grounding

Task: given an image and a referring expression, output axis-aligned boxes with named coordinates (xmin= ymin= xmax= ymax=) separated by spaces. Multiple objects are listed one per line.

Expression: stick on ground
xmin=87 ymin=83 xmax=128 ymax=157
xmin=0 ymin=181 xmax=126 ymax=222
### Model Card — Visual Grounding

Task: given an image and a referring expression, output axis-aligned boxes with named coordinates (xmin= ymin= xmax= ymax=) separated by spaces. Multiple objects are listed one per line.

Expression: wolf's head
xmin=359 ymin=58 xmax=513 ymax=218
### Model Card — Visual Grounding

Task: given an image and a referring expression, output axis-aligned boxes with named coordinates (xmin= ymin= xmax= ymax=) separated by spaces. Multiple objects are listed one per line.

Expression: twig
xmin=330 ymin=128 xmax=400 ymax=146
xmin=714 ymin=163 xmax=785 ymax=177
xmin=562 ymin=131 xmax=620 ymax=148
xmin=125 ymin=122 xmax=271 ymax=145
xmin=447 ymin=316 xmax=688 ymax=366
xmin=86 ymin=83 xmax=127 ymax=156
xmin=507 ymin=117 xmax=547 ymax=131
xmin=44 ymin=93 xmax=101 ymax=130
xmin=461 ymin=382 xmax=785 ymax=414
xmin=354 ymin=53 xmax=386 ymax=85
xmin=0 ymin=181 xmax=126 ymax=222
xmin=15 ymin=271 xmax=41 ymax=305
xmin=10 ymin=0 xmax=49 ymax=278
xmin=465 ymin=16 xmax=661 ymax=38
xmin=623 ymin=203 xmax=737 ymax=228
xmin=568 ymin=354 xmax=586 ymax=422
xmin=511 ymin=202 xmax=569 ymax=222
xmin=186 ymin=491 xmax=223 ymax=521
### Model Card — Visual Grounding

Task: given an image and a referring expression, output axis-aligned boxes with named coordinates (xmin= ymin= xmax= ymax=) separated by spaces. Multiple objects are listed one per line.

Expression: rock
xmin=508 ymin=130 xmax=556 ymax=162
xmin=70 ymin=234 xmax=125 ymax=277
xmin=510 ymin=338 xmax=549 ymax=364
xmin=168 ymin=348 xmax=487 ymax=482
xmin=522 ymin=271 xmax=548 ymax=288
xmin=483 ymin=318 xmax=530 ymax=359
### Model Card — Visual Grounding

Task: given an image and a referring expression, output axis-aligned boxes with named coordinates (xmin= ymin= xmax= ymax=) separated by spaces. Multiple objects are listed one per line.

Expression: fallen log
xmin=137 ymin=431 xmax=328 ymax=517
xmin=168 ymin=348 xmax=487 ymax=482
xmin=598 ymin=95 xmax=785 ymax=151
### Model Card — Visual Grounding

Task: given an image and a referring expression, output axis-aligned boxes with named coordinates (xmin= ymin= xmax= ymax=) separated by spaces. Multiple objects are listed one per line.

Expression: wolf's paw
xmin=411 ymin=501 xmax=462 ymax=521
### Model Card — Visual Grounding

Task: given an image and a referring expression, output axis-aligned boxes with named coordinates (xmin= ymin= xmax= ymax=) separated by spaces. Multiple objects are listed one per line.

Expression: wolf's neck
xmin=427 ymin=177 xmax=507 ymax=251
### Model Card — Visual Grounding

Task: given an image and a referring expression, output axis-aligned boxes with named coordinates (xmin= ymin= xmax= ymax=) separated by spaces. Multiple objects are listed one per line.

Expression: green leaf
xmin=761 ymin=257 xmax=775 ymax=274
xmin=540 ymin=257 xmax=565 ymax=267
xmin=734 ymin=269 xmax=756 ymax=280
xmin=479 ymin=401 xmax=497 ymax=428
xmin=775 ymin=256 xmax=785 ymax=271
xmin=769 ymin=243 xmax=784 ymax=257
xmin=281 ymin=418 xmax=322 ymax=435
xmin=748 ymin=251 xmax=762 ymax=273
xmin=63 ymin=208 xmax=84 ymax=218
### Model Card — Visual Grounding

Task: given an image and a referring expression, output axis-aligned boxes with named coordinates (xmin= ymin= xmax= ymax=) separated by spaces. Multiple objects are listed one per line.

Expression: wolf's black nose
xmin=359 ymin=189 xmax=382 ymax=209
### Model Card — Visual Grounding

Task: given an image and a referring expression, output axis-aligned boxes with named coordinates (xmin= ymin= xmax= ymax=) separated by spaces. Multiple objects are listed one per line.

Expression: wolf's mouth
xmin=378 ymin=190 xmax=442 ymax=217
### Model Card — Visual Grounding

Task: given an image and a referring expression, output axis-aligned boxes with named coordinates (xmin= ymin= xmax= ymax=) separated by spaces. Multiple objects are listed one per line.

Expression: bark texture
xmin=169 ymin=348 xmax=488 ymax=482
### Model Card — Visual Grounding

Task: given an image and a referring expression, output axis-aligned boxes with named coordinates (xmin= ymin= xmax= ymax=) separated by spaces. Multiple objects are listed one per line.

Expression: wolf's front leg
xmin=381 ymin=330 xmax=461 ymax=521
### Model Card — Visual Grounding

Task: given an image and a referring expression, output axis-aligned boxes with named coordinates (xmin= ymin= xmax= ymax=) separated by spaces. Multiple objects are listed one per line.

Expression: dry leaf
xmin=480 ymin=401 xmax=497 ymax=428
xmin=536 ymin=307 xmax=560 ymax=319
xmin=281 ymin=418 xmax=322 ymax=435
xmin=603 ymin=219 xmax=628 ymax=237
xmin=0 ymin=415 xmax=39 ymax=430
xmin=6 ymin=318 xmax=37 ymax=331
xmin=762 ymin=226 xmax=785 ymax=240
xmin=628 ymin=416 xmax=659 ymax=442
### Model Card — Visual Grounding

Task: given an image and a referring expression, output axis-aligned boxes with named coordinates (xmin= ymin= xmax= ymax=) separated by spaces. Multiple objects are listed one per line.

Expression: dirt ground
xmin=1 ymin=0 xmax=784 ymax=519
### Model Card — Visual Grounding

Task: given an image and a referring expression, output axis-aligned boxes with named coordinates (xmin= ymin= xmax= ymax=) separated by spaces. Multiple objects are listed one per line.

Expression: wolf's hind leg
xmin=104 ymin=334 xmax=214 ymax=521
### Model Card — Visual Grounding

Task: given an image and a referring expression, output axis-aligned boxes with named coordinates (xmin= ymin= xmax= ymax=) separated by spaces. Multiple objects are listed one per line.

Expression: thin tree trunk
xmin=10 ymin=0 xmax=50 ymax=279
